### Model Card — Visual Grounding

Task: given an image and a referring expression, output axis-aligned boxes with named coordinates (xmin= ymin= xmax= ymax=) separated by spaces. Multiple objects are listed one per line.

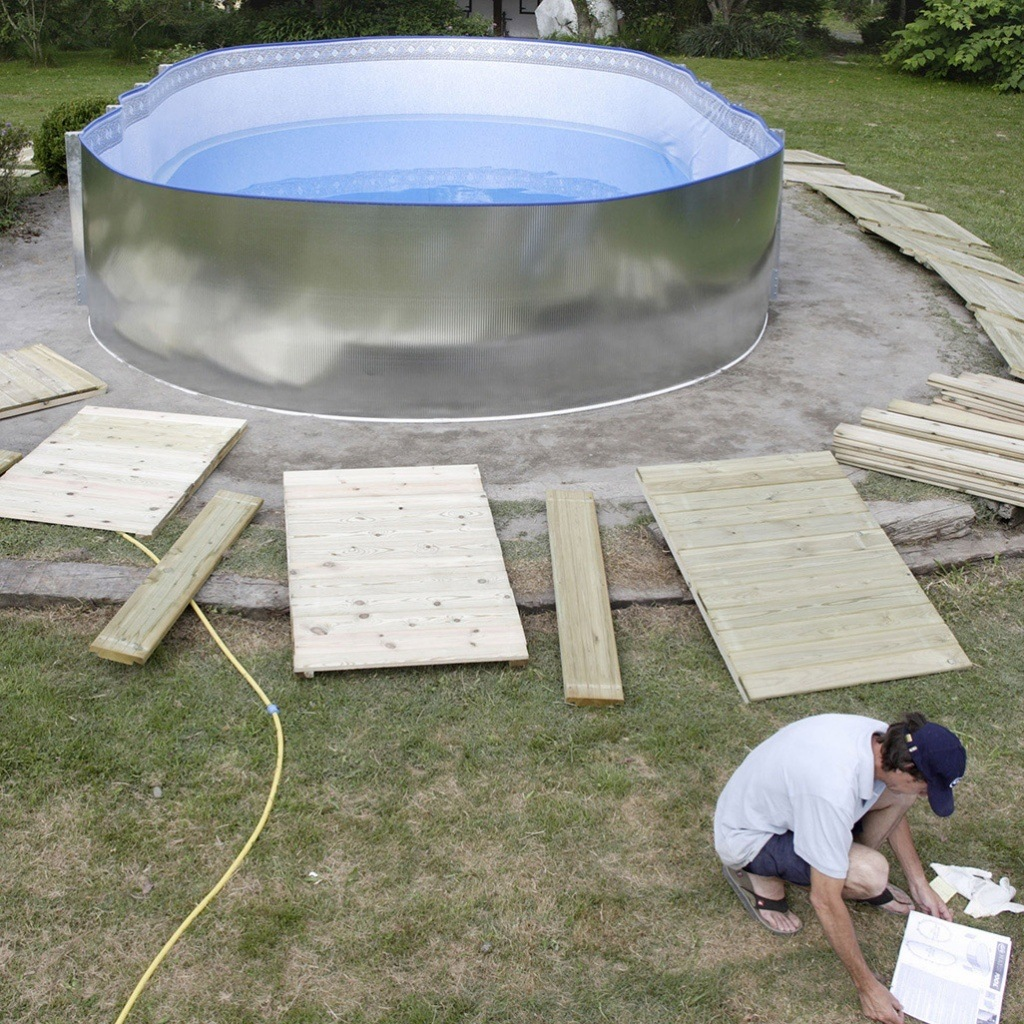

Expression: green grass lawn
xmin=2 ymin=559 xmax=1024 ymax=1023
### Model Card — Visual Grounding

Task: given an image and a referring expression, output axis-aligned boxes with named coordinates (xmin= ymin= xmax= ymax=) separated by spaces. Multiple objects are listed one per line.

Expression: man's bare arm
xmin=810 ymin=868 xmax=905 ymax=1024
xmin=886 ymin=816 xmax=953 ymax=921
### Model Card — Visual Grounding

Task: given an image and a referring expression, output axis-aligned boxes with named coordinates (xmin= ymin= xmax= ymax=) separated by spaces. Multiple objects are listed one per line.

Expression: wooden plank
xmin=815 ymin=187 xmax=991 ymax=248
xmin=0 ymin=406 xmax=247 ymax=536
xmin=783 ymin=164 xmax=903 ymax=197
xmin=740 ymin=645 xmax=971 ymax=701
xmin=0 ymin=344 xmax=107 ymax=420
xmin=860 ymin=408 xmax=1024 ymax=460
xmin=783 ymin=149 xmax=845 ymax=166
xmin=639 ymin=451 xmax=968 ymax=701
xmin=864 ymin=222 xmax=1002 ymax=261
xmin=974 ymin=310 xmax=1024 ymax=378
xmin=887 ymin=400 xmax=1024 ymax=441
xmin=284 ymin=464 xmax=527 ymax=675
xmin=545 ymin=490 xmax=623 ymax=707
xmin=926 ymin=259 xmax=1024 ymax=321
xmin=0 ymin=450 xmax=22 ymax=475
xmin=928 ymin=374 xmax=1024 ymax=420
xmin=89 ymin=491 xmax=263 ymax=665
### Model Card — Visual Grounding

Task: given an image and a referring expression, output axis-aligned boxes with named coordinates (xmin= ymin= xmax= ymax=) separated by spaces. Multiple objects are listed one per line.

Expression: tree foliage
xmin=885 ymin=0 xmax=1024 ymax=91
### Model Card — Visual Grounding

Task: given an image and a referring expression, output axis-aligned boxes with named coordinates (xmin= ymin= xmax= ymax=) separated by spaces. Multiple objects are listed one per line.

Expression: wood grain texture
xmin=974 ymin=310 xmax=1024 ymax=379
xmin=284 ymin=464 xmax=527 ymax=675
xmin=638 ymin=452 xmax=968 ymax=702
xmin=0 ymin=344 xmax=107 ymax=420
xmin=90 ymin=490 xmax=263 ymax=664
xmin=0 ymin=406 xmax=247 ymax=536
xmin=783 ymin=164 xmax=903 ymax=197
xmin=546 ymin=490 xmax=623 ymax=707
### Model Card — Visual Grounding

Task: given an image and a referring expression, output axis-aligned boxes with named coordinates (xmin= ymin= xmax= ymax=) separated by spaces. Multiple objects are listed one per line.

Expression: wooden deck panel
xmin=284 ymin=464 xmax=527 ymax=675
xmin=0 ymin=406 xmax=247 ymax=536
xmin=0 ymin=344 xmax=106 ymax=420
xmin=783 ymin=150 xmax=844 ymax=166
xmin=546 ymin=490 xmax=623 ymax=707
xmin=973 ymin=310 xmax=1024 ymax=379
xmin=638 ymin=452 xmax=969 ymax=702
xmin=814 ymin=187 xmax=991 ymax=248
xmin=90 ymin=490 xmax=262 ymax=665
xmin=927 ymin=259 xmax=1024 ymax=322
xmin=783 ymin=164 xmax=903 ymax=197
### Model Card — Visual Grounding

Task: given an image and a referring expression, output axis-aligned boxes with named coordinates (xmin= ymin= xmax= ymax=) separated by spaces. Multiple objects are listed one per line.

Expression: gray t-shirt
xmin=714 ymin=714 xmax=887 ymax=879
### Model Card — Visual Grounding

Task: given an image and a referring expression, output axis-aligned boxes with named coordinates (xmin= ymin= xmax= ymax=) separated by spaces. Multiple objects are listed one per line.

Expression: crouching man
xmin=714 ymin=713 xmax=966 ymax=1024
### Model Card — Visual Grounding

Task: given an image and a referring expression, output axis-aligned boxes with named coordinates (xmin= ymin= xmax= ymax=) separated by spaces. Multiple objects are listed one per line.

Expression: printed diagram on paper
xmin=891 ymin=911 xmax=1012 ymax=1024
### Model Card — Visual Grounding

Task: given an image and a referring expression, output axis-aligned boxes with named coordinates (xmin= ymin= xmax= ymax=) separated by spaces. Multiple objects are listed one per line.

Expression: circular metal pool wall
xmin=72 ymin=37 xmax=783 ymax=420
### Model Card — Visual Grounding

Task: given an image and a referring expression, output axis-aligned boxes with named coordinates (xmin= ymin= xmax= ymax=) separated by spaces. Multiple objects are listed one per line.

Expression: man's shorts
xmin=742 ymin=831 xmax=812 ymax=887
xmin=743 ymin=817 xmax=867 ymax=886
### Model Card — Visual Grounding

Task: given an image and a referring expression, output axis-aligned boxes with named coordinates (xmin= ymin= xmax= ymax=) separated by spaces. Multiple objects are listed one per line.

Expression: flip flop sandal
xmin=723 ymin=865 xmax=803 ymax=936
xmin=856 ymin=885 xmax=914 ymax=915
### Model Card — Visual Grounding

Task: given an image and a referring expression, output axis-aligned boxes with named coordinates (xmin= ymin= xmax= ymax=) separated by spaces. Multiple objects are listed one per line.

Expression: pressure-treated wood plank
xmin=783 ymin=164 xmax=903 ymax=197
xmin=0 ymin=344 xmax=107 ymax=419
xmin=926 ymin=259 xmax=1024 ymax=321
xmin=887 ymin=400 xmax=1024 ymax=440
xmin=0 ymin=406 xmax=247 ymax=536
xmin=285 ymin=464 xmax=527 ymax=675
xmin=864 ymin=222 xmax=1003 ymax=261
xmin=546 ymin=490 xmax=623 ymax=707
xmin=638 ymin=451 xmax=968 ymax=702
xmin=974 ymin=310 xmax=1024 ymax=379
xmin=928 ymin=373 xmax=1024 ymax=421
xmin=815 ymin=187 xmax=991 ymax=248
xmin=90 ymin=491 xmax=262 ymax=665
xmin=783 ymin=149 xmax=845 ymax=166
xmin=0 ymin=451 xmax=21 ymax=474
xmin=860 ymin=408 xmax=1024 ymax=460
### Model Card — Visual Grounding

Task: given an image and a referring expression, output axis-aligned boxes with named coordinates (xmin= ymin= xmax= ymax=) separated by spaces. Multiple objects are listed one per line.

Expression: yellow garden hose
xmin=113 ymin=532 xmax=285 ymax=1024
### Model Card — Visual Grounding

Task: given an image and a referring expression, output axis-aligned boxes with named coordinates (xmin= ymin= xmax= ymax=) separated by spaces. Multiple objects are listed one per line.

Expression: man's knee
xmin=844 ymin=844 xmax=889 ymax=898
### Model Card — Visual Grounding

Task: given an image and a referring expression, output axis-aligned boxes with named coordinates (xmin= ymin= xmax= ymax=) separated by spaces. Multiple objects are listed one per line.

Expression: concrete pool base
xmin=0 ymin=185 xmax=1006 ymax=525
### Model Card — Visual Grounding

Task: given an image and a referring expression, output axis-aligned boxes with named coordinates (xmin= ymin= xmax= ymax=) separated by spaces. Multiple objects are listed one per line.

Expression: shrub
xmin=859 ymin=13 xmax=902 ymax=48
xmin=884 ymin=0 xmax=1024 ymax=91
xmin=244 ymin=0 xmax=490 ymax=44
xmin=33 ymin=98 xmax=113 ymax=184
xmin=0 ymin=121 xmax=32 ymax=231
xmin=678 ymin=11 xmax=823 ymax=58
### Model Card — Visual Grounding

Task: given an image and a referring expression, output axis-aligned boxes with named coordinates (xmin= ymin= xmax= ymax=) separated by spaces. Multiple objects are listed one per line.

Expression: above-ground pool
xmin=70 ymin=37 xmax=783 ymax=419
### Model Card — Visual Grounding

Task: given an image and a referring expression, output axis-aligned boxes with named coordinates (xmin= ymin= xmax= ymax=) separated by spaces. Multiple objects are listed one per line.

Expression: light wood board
xmin=974 ymin=310 xmax=1024 ymax=379
xmin=638 ymin=451 xmax=969 ymax=702
xmin=815 ymin=187 xmax=991 ymax=248
xmin=90 ymin=490 xmax=263 ymax=665
xmin=0 ymin=406 xmax=247 ymax=537
xmin=783 ymin=149 xmax=845 ymax=166
xmin=0 ymin=344 xmax=107 ymax=419
xmin=284 ymin=464 xmax=528 ymax=676
xmin=546 ymin=489 xmax=623 ymax=706
xmin=783 ymin=164 xmax=903 ymax=197
xmin=926 ymin=259 xmax=1024 ymax=323
xmin=863 ymin=222 xmax=1003 ymax=262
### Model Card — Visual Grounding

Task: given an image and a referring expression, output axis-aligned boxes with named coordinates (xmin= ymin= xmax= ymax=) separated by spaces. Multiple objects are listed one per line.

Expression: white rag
xmin=931 ymin=863 xmax=1024 ymax=918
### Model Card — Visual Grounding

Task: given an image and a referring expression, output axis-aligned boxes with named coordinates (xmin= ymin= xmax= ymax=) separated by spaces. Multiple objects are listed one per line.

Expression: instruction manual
xmin=891 ymin=911 xmax=1012 ymax=1024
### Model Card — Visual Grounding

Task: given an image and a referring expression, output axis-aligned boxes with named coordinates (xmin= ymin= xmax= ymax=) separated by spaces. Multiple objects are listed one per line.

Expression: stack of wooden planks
xmin=0 ymin=343 xmax=107 ymax=419
xmin=638 ymin=452 xmax=969 ymax=702
xmin=833 ymin=373 xmax=1024 ymax=506
xmin=784 ymin=150 xmax=1024 ymax=380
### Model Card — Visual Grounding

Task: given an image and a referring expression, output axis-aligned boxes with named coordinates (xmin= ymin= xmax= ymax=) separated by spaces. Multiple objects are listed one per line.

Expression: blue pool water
xmin=160 ymin=116 xmax=690 ymax=204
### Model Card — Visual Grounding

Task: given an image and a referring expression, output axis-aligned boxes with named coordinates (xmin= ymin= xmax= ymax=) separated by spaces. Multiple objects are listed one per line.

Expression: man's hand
xmin=859 ymin=977 xmax=904 ymax=1024
xmin=909 ymin=880 xmax=954 ymax=921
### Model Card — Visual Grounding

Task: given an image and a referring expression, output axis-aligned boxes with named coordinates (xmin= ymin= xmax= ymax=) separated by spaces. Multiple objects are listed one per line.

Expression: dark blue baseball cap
xmin=907 ymin=723 xmax=966 ymax=817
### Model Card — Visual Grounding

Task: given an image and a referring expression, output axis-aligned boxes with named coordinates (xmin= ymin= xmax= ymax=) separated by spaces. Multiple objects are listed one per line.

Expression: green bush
xmin=678 ymin=12 xmax=824 ymax=58
xmin=0 ymin=121 xmax=32 ymax=231
xmin=859 ymin=14 xmax=901 ymax=48
xmin=33 ymin=98 xmax=114 ymax=184
xmin=884 ymin=0 xmax=1024 ymax=91
xmin=244 ymin=0 xmax=490 ymax=44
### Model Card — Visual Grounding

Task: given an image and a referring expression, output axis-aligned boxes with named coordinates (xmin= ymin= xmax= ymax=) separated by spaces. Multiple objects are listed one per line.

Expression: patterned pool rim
xmin=68 ymin=37 xmax=784 ymax=420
